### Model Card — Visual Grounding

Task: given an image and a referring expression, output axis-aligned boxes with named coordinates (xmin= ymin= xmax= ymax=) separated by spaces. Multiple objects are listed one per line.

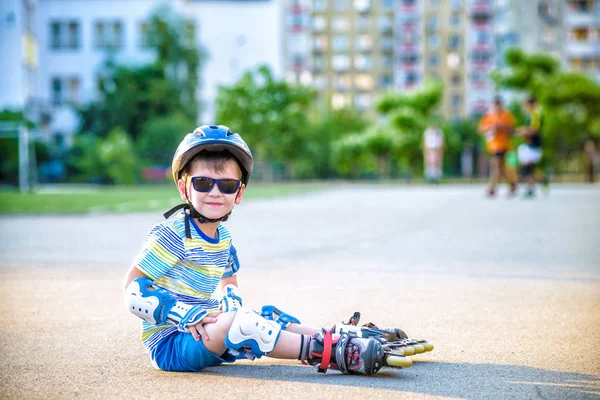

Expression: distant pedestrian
xmin=516 ymin=96 xmax=548 ymax=197
xmin=422 ymin=124 xmax=444 ymax=183
xmin=477 ymin=96 xmax=517 ymax=197
xmin=584 ymin=138 xmax=598 ymax=183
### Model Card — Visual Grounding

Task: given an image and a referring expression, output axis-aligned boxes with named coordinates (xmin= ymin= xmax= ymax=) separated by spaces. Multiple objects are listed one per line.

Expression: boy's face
xmin=177 ymin=159 xmax=245 ymax=221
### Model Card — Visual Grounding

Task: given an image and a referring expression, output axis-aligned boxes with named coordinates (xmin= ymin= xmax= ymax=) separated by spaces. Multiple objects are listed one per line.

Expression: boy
xmin=477 ymin=97 xmax=518 ymax=197
xmin=123 ymin=125 xmax=420 ymax=375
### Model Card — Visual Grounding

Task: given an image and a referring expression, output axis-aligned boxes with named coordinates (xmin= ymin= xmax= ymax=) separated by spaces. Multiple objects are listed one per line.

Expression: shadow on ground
xmin=197 ymin=361 xmax=600 ymax=399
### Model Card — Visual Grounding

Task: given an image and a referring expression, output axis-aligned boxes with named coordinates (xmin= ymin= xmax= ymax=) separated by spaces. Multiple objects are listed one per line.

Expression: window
xmin=312 ymin=55 xmax=325 ymax=71
xmin=313 ymin=36 xmax=328 ymax=51
xmin=334 ymin=0 xmax=348 ymax=10
xmin=312 ymin=0 xmax=326 ymax=11
xmin=356 ymin=15 xmax=370 ymax=31
xmin=355 ymin=94 xmax=372 ymax=110
xmin=332 ymin=16 xmax=349 ymax=32
xmin=429 ymin=0 xmax=440 ymax=7
xmin=381 ymin=37 xmax=394 ymax=52
xmin=335 ymin=74 xmax=351 ymax=91
xmin=355 ymin=0 xmax=371 ymax=12
xmin=452 ymin=94 xmax=462 ymax=107
xmin=426 ymin=15 xmax=438 ymax=32
xmin=428 ymin=34 xmax=440 ymax=48
xmin=383 ymin=56 xmax=394 ymax=69
xmin=94 ymin=20 xmax=124 ymax=49
xmin=355 ymin=74 xmax=374 ymax=90
xmin=451 ymin=0 xmax=463 ymax=10
xmin=356 ymin=35 xmax=372 ymax=51
xmin=332 ymin=54 xmax=350 ymax=71
xmin=378 ymin=16 xmax=392 ymax=32
xmin=451 ymin=75 xmax=462 ymax=86
xmin=51 ymin=76 xmax=80 ymax=105
xmin=49 ymin=20 xmax=80 ymax=50
xmin=571 ymin=27 xmax=590 ymax=41
xmin=428 ymin=55 xmax=439 ymax=67
xmin=406 ymin=72 xmax=418 ymax=86
xmin=382 ymin=0 xmax=394 ymax=10
xmin=355 ymin=54 xmax=372 ymax=71
xmin=312 ymin=16 xmax=327 ymax=31
xmin=380 ymin=74 xmax=393 ymax=88
xmin=450 ymin=13 xmax=461 ymax=26
xmin=332 ymin=35 xmax=349 ymax=51
xmin=331 ymin=93 xmax=349 ymax=109
xmin=448 ymin=35 xmax=461 ymax=50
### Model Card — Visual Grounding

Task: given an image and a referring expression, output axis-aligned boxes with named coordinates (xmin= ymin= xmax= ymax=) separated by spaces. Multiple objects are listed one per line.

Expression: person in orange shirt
xmin=478 ymin=97 xmax=517 ymax=197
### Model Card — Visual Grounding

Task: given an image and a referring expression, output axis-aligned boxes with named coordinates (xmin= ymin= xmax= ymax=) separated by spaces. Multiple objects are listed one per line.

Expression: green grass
xmin=0 ymin=182 xmax=331 ymax=214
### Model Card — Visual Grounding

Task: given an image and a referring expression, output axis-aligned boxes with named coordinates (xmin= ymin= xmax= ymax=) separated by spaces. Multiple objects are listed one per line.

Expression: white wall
xmin=187 ymin=0 xmax=283 ymax=122
xmin=0 ymin=0 xmax=25 ymax=110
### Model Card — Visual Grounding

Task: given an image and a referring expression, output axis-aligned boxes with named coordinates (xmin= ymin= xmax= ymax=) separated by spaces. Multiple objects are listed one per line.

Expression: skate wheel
xmin=386 ymin=355 xmax=412 ymax=368
xmin=422 ymin=342 xmax=434 ymax=352
xmin=402 ymin=346 xmax=415 ymax=356
xmin=413 ymin=344 xmax=425 ymax=354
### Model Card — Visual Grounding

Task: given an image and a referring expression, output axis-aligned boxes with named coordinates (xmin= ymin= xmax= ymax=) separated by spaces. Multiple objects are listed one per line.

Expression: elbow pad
xmin=125 ymin=277 xmax=207 ymax=331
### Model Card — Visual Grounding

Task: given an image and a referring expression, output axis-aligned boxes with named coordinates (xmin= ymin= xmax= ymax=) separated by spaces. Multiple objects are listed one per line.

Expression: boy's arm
xmin=219 ymin=275 xmax=242 ymax=312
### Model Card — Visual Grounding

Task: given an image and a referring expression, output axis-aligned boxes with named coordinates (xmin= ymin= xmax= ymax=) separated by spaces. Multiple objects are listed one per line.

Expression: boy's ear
xmin=177 ymin=178 xmax=188 ymax=202
xmin=235 ymin=184 xmax=245 ymax=205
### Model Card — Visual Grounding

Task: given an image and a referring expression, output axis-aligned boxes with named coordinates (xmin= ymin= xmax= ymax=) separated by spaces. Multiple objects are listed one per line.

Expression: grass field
xmin=0 ymin=182 xmax=331 ymax=214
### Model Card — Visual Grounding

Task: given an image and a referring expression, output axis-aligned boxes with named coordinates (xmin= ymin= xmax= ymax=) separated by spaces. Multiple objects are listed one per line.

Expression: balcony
xmin=470 ymin=1 xmax=493 ymax=20
xmin=565 ymin=41 xmax=600 ymax=57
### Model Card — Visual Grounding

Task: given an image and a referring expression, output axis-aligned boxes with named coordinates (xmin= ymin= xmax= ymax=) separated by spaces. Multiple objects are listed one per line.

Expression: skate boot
xmin=334 ymin=312 xmax=434 ymax=356
xmin=305 ymin=328 xmax=389 ymax=375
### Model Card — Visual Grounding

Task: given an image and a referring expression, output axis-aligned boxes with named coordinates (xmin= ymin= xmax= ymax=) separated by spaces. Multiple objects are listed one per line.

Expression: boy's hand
xmin=189 ymin=311 xmax=222 ymax=342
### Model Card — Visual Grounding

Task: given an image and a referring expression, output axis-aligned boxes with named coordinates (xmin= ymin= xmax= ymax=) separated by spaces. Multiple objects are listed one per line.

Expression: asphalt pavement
xmin=1 ymin=183 xmax=599 ymax=399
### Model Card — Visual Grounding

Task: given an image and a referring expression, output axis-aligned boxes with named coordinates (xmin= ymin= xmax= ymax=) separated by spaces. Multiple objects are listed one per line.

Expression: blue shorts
xmin=151 ymin=331 xmax=236 ymax=372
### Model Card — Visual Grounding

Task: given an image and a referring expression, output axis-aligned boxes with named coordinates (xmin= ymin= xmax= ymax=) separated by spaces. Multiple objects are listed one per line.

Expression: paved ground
xmin=1 ymin=184 xmax=599 ymax=399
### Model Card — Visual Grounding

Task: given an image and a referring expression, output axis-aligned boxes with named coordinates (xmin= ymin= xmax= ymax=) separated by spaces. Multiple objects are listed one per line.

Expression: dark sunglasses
xmin=189 ymin=176 xmax=241 ymax=194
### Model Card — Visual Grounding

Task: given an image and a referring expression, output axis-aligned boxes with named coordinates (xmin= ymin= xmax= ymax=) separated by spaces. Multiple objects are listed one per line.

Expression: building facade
xmin=1 ymin=0 xmax=282 ymax=144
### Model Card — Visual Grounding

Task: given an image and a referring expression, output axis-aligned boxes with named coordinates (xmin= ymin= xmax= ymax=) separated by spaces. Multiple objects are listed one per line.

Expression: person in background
xmin=477 ymin=96 xmax=517 ymax=197
xmin=422 ymin=124 xmax=445 ymax=183
xmin=516 ymin=96 xmax=548 ymax=197
xmin=583 ymin=138 xmax=598 ymax=184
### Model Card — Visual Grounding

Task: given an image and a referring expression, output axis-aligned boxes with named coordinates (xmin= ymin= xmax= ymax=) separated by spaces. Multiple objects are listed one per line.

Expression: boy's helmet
xmin=171 ymin=125 xmax=253 ymax=185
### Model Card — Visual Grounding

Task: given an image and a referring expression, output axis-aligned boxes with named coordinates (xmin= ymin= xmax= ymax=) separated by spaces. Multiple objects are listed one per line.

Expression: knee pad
xmin=260 ymin=305 xmax=301 ymax=329
xmin=225 ymin=307 xmax=282 ymax=359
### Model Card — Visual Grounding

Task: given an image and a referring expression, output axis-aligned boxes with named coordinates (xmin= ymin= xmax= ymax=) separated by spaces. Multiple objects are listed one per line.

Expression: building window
xmin=332 ymin=16 xmax=349 ymax=32
xmin=451 ymin=75 xmax=462 ymax=86
xmin=378 ymin=16 xmax=393 ymax=32
xmin=450 ymin=13 xmax=461 ymax=26
xmin=332 ymin=54 xmax=350 ymax=71
xmin=382 ymin=0 xmax=394 ymax=10
xmin=450 ymin=0 xmax=463 ymax=10
xmin=312 ymin=16 xmax=327 ymax=31
xmin=313 ymin=36 xmax=328 ymax=51
xmin=334 ymin=0 xmax=349 ymax=11
xmin=312 ymin=55 xmax=325 ymax=71
xmin=448 ymin=35 xmax=461 ymax=50
xmin=379 ymin=74 xmax=393 ymax=88
xmin=335 ymin=74 xmax=351 ymax=91
xmin=94 ymin=20 xmax=124 ymax=49
xmin=426 ymin=15 xmax=439 ymax=32
xmin=355 ymin=54 xmax=372 ymax=71
xmin=429 ymin=0 xmax=440 ymax=7
xmin=356 ymin=15 xmax=370 ymax=31
xmin=428 ymin=55 xmax=439 ymax=67
xmin=51 ymin=76 xmax=80 ymax=105
xmin=571 ymin=27 xmax=590 ymax=41
xmin=355 ymin=0 xmax=371 ymax=12
xmin=428 ymin=34 xmax=440 ymax=48
xmin=49 ymin=20 xmax=80 ymax=50
xmin=406 ymin=72 xmax=418 ymax=86
xmin=381 ymin=37 xmax=394 ymax=52
xmin=452 ymin=94 xmax=462 ymax=107
xmin=356 ymin=35 xmax=372 ymax=51
xmin=332 ymin=35 xmax=349 ymax=51
xmin=312 ymin=0 xmax=326 ymax=11
xmin=331 ymin=93 xmax=349 ymax=109
xmin=355 ymin=74 xmax=374 ymax=91
xmin=355 ymin=94 xmax=372 ymax=111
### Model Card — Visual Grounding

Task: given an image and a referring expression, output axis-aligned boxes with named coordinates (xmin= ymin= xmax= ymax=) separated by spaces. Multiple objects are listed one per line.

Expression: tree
xmin=214 ymin=65 xmax=317 ymax=177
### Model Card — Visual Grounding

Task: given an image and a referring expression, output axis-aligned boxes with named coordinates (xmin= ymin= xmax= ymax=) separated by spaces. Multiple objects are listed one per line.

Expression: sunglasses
xmin=189 ymin=176 xmax=241 ymax=194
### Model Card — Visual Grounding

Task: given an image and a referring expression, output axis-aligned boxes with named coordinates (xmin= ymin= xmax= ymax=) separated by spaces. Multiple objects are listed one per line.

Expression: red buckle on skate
xmin=318 ymin=330 xmax=333 ymax=373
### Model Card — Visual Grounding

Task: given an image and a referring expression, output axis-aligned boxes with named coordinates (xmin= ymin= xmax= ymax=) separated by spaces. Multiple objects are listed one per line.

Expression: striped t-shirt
xmin=132 ymin=211 xmax=240 ymax=351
